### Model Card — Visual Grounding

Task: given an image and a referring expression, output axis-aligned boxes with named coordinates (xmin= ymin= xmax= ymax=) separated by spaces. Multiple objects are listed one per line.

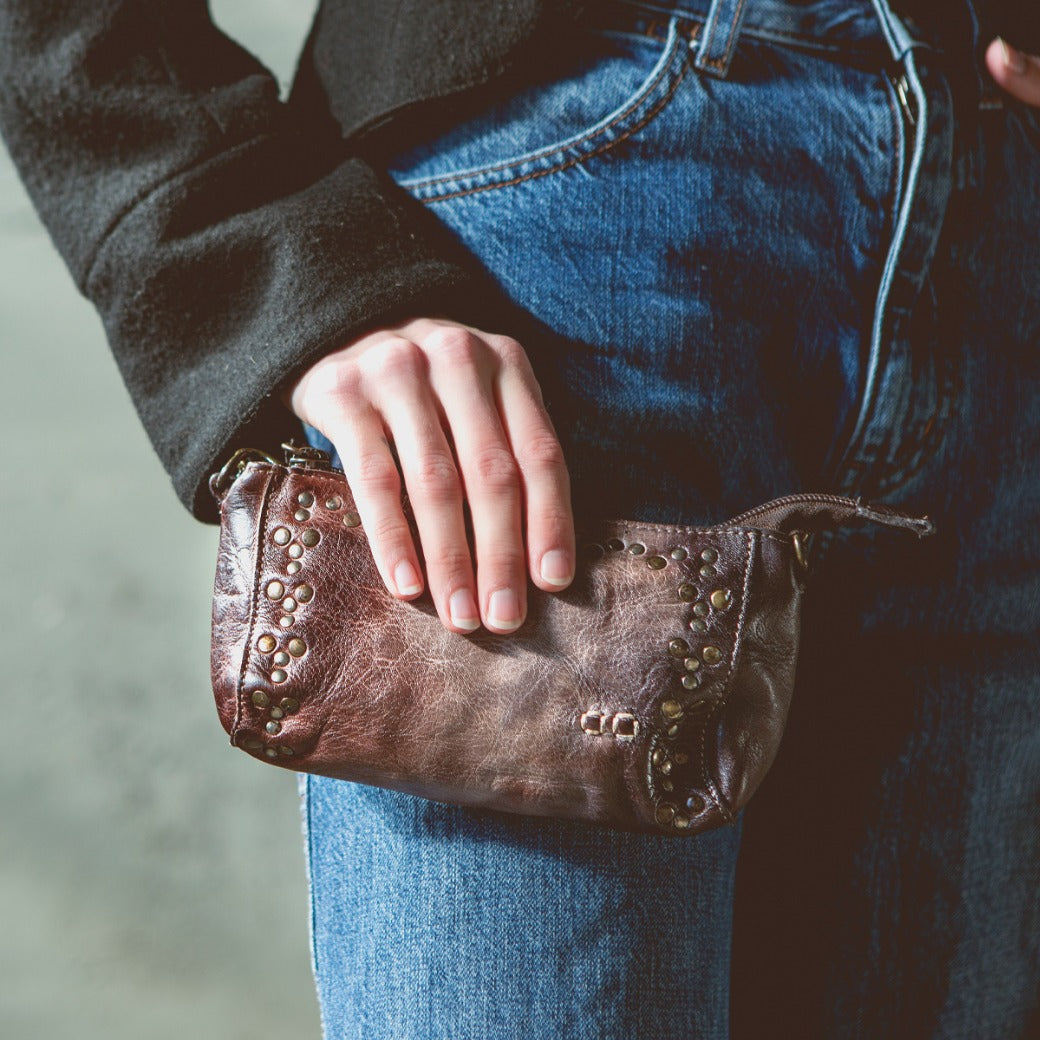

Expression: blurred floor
xmin=0 ymin=4 xmax=322 ymax=1037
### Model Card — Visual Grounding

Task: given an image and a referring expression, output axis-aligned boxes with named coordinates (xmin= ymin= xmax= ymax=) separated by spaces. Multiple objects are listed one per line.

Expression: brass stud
xmin=668 ymin=639 xmax=689 ymax=659
xmin=660 ymin=760 xmax=673 ymax=776
xmin=700 ymin=564 xmax=717 ymax=578
xmin=256 ymin=635 xmax=277 ymax=653
xmin=670 ymin=548 xmax=688 ymax=561
xmin=666 ymin=724 xmax=680 ymax=739
xmin=674 ymin=752 xmax=689 ymax=765
xmin=678 ymin=582 xmax=697 ymax=602
xmin=278 ymin=615 xmax=294 ymax=628
xmin=287 ymin=638 xmax=306 ymax=658
xmin=682 ymin=674 xmax=701 ymax=689
xmin=266 ymin=580 xmax=285 ymax=600
xmin=684 ymin=657 xmax=700 ymax=671
xmin=280 ymin=697 xmax=299 ymax=713
xmin=272 ymin=527 xmax=291 ymax=546
xmin=282 ymin=597 xmax=297 ymax=612
xmin=243 ymin=738 xmax=263 ymax=750
xmin=269 ymin=706 xmax=284 ymax=720
xmin=627 ymin=542 xmax=645 ymax=555
xmin=287 ymin=561 xmax=302 ymax=575
xmin=710 ymin=588 xmax=733 ymax=610
xmin=655 ymin=802 xmax=676 ymax=826
xmin=301 ymin=529 xmax=320 ymax=547
xmin=673 ymin=813 xmax=690 ymax=830
xmin=792 ymin=531 xmax=809 ymax=571
xmin=605 ymin=539 xmax=624 ymax=552
xmin=288 ymin=544 xmax=304 ymax=559
xmin=294 ymin=508 xmax=310 ymax=522
xmin=342 ymin=512 xmax=361 ymax=528
xmin=265 ymin=747 xmax=279 ymax=759
xmin=687 ymin=794 xmax=706 ymax=813
xmin=693 ymin=601 xmax=710 ymax=617
xmin=651 ymin=748 xmax=667 ymax=767
xmin=272 ymin=651 xmax=290 ymax=667
xmin=295 ymin=584 xmax=314 ymax=603
xmin=646 ymin=555 xmax=667 ymax=570
xmin=689 ymin=619 xmax=708 ymax=634
xmin=701 ymin=548 xmax=718 ymax=564
xmin=251 ymin=690 xmax=269 ymax=708
xmin=325 ymin=496 xmax=343 ymax=510
xmin=271 ymin=668 xmax=288 ymax=684
xmin=661 ymin=699 xmax=683 ymax=720
xmin=265 ymin=720 xmax=281 ymax=735
xmin=297 ymin=492 xmax=315 ymax=508
xmin=279 ymin=746 xmax=294 ymax=756
xmin=702 ymin=645 xmax=723 ymax=666
xmin=662 ymin=780 xmax=674 ymax=792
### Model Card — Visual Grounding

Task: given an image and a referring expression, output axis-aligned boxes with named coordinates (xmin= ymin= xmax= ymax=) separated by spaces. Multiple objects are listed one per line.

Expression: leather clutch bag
xmin=209 ymin=444 xmax=934 ymax=836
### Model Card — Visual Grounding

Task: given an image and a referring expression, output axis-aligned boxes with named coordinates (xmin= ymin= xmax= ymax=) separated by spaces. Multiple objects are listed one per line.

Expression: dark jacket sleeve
xmin=0 ymin=1 xmax=503 ymax=521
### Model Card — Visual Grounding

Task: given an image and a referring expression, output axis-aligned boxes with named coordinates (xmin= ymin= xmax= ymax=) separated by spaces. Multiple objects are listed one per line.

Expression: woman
xmin=2 ymin=1 xmax=1037 ymax=1036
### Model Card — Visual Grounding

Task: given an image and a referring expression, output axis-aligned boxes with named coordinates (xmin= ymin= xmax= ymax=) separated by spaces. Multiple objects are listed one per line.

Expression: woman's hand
xmin=285 ymin=316 xmax=575 ymax=635
xmin=986 ymin=38 xmax=1040 ymax=107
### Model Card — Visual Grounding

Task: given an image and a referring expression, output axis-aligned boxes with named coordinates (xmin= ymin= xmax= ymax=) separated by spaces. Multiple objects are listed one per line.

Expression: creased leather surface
xmin=210 ymin=461 xmax=932 ymax=835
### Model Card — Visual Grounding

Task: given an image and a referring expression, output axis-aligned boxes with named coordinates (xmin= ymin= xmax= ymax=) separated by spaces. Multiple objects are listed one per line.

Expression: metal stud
xmin=301 ymin=529 xmax=321 ymax=547
xmin=605 ymin=539 xmax=624 ymax=552
xmin=689 ymin=619 xmax=708 ymax=634
xmin=264 ymin=747 xmax=278 ymax=759
xmin=342 ymin=513 xmax=361 ymax=528
xmin=251 ymin=690 xmax=269 ymax=708
xmin=661 ymin=780 xmax=674 ymax=792
xmin=710 ymin=588 xmax=733 ymax=610
xmin=271 ymin=668 xmax=288 ymax=684
xmin=269 ymin=706 xmax=285 ymax=720
xmin=288 ymin=544 xmax=304 ymax=559
xmin=265 ymin=720 xmax=281 ymax=735
xmin=294 ymin=508 xmax=310 ymax=522
xmin=666 ymin=724 xmax=680 ymax=739
xmin=674 ymin=752 xmax=689 ymax=765
xmin=627 ymin=542 xmax=645 ymax=556
xmin=661 ymin=699 xmax=684 ymax=720
xmin=280 ymin=697 xmax=299 ymax=713
xmin=655 ymin=802 xmax=676 ymax=826
xmin=295 ymin=584 xmax=314 ymax=603
xmin=700 ymin=564 xmax=717 ymax=578
xmin=668 ymin=638 xmax=689 ymax=657
xmin=646 ymin=555 xmax=667 ymax=570
xmin=266 ymin=580 xmax=285 ymax=600
xmin=278 ymin=615 xmax=294 ymax=628
xmin=702 ymin=645 xmax=723 ymax=666
xmin=700 ymin=548 xmax=718 ymax=564
xmin=243 ymin=738 xmax=263 ymax=750
xmin=678 ymin=582 xmax=697 ymax=602
xmin=673 ymin=813 xmax=690 ymax=830
xmin=681 ymin=674 xmax=702 ymax=689
xmin=272 ymin=651 xmax=290 ymax=667
xmin=687 ymin=794 xmax=706 ymax=813
xmin=282 ymin=597 xmax=297 ymax=613
xmin=652 ymin=748 xmax=667 ymax=767
xmin=684 ymin=657 xmax=700 ymax=671
xmin=279 ymin=746 xmax=295 ymax=756
xmin=325 ymin=496 xmax=342 ymax=510
xmin=693 ymin=601 xmax=710 ymax=617
xmin=297 ymin=492 xmax=315 ymax=508
xmin=287 ymin=638 xmax=306 ymax=658
xmin=660 ymin=760 xmax=673 ymax=776
xmin=256 ymin=635 xmax=277 ymax=653
xmin=670 ymin=548 xmax=688 ymax=561
xmin=287 ymin=561 xmax=302 ymax=575
xmin=272 ymin=527 xmax=291 ymax=546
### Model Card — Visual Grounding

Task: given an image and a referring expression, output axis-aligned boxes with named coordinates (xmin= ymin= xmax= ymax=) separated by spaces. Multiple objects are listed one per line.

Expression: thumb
xmin=986 ymin=38 xmax=1040 ymax=107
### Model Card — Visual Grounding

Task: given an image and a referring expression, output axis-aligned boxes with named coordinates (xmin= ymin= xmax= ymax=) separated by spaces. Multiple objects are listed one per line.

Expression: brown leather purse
xmin=209 ymin=444 xmax=934 ymax=836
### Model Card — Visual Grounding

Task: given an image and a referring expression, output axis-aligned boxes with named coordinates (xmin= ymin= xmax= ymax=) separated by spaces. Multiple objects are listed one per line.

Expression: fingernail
xmin=999 ymin=37 xmax=1028 ymax=75
xmin=487 ymin=588 xmax=522 ymax=631
xmin=449 ymin=589 xmax=481 ymax=631
xmin=394 ymin=560 xmax=423 ymax=596
xmin=540 ymin=549 xmax=573 ymax=587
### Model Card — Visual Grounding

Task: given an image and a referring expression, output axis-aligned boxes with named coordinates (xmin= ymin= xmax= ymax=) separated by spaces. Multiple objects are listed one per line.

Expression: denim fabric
xmin=301 ymin=1 xmax=1040 ymax=1036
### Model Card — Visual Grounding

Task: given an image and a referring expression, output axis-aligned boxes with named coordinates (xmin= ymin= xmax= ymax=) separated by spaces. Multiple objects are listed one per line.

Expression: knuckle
xmin=425 ymin=326 xmax=483 ymax=365
xmin=367 ymin=337 xmax=425 ymax=380
xmin=412 ymin=452 xmax=461 ymax=500
xmin=470 ymin=445 xmax=520 ymax=489
xmin=516 ymin=431 xmax=567 ymax=472
xmin=353 ymin=452 xmax=401 ymax=495
xmin=490 ymin=335 xmax=527 ymax=367
xmin=366 ymin=512 xmax=412 ymax=551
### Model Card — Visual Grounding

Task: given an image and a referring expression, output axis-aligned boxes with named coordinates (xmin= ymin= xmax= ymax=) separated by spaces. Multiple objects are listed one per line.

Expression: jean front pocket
xmin=386 ymin=16 xmax=694 ymax=202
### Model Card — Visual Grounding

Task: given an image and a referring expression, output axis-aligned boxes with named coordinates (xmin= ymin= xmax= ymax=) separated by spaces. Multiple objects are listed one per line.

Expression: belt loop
xmin=691 ymin=0 xmax=750 ymax=79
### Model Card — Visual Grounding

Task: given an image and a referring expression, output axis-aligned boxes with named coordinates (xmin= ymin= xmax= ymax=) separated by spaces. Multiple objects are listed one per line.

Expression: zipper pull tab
xmin=721 ymin=492 xmax=936 ymax=538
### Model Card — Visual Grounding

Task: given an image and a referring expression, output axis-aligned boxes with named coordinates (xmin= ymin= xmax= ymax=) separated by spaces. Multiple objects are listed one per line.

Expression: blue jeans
xmin=302 ymin=1 xmax=1040 ymax=1036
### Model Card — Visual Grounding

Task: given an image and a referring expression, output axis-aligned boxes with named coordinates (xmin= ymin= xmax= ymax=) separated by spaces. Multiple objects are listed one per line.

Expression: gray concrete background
xmin=0 ymin=4 xmax=323 ymax=1036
